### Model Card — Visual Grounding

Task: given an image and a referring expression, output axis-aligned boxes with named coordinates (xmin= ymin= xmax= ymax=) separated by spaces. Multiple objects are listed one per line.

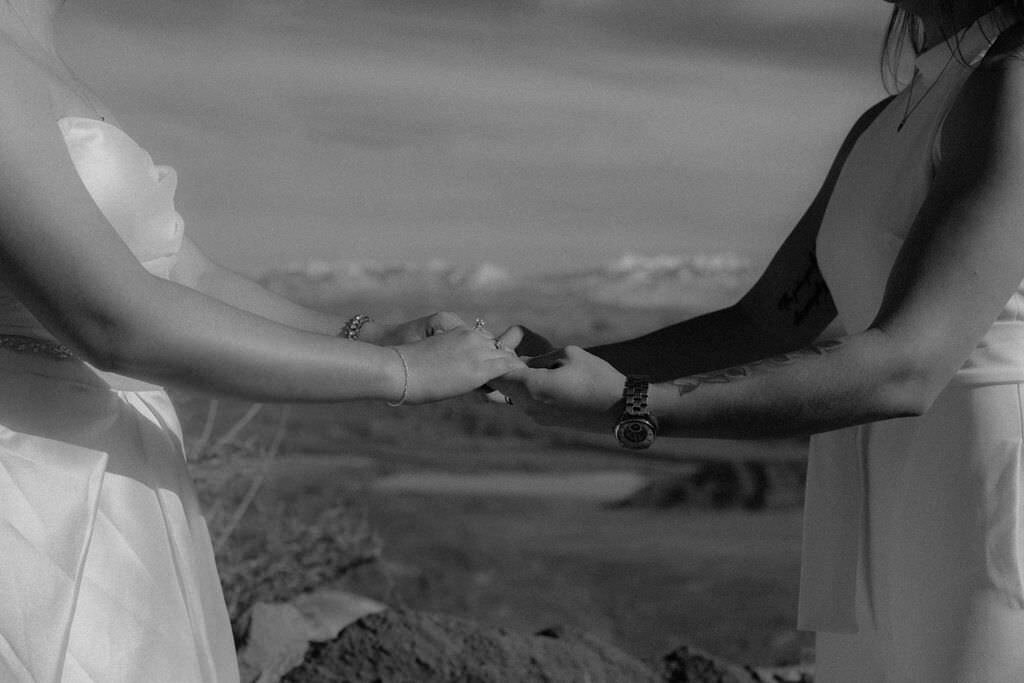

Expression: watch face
xmin=615 ymin=418 xmax=655 ymax=449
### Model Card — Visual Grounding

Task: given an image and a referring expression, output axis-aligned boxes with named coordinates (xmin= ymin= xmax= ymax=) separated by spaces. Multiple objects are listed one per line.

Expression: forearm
xmin=647 ymin=331 xmax=925 ymax=439
xmin=191 ymin=260 xmax=352 ymax=336
xmin=85 ymin=277 xmax=403 ymax=403
xmin=588 ymin=304 xmax=799 ymax=381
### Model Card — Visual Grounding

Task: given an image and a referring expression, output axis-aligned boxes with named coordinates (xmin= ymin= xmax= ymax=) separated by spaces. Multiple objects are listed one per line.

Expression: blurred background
xmin=57 ymin=0 xmax=890 ymax=279
xmin=55 ymin=0 xmax=899 ymax=675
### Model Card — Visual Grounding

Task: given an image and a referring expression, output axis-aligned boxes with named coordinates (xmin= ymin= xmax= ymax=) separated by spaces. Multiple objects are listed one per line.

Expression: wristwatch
xmin=614 ymin=376 xmax=658 ymax=449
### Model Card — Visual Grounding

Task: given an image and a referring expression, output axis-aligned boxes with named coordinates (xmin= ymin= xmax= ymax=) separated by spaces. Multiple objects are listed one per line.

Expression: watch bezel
xmin=614 ymin=415 xmax=657 ymax=449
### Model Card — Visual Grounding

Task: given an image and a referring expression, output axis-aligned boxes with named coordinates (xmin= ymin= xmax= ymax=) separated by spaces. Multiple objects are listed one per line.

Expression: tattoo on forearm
xmin=777 ymin=252 xmax=829 ymax=326
xmin=672 ymin=339 xmax=845 ymax=396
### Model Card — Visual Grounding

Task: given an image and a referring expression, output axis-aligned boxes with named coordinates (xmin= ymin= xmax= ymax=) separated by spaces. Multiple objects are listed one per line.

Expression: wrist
xmin=377 ymin=344 xmax=409 ymax=404
xmin=614 ymin=375 xmax=659 ymax=449
xmin=354 ymin=320 xmax=388 ymax=344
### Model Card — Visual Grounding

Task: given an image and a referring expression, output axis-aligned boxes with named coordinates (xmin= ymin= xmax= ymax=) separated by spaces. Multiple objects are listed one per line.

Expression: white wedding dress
xmin=0 ymin=118 xmax=238 ymax=681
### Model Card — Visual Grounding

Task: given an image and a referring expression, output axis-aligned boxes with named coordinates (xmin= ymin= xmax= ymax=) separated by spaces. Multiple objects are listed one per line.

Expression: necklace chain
xmin=896 ymin=52 xmax=957 ymax=132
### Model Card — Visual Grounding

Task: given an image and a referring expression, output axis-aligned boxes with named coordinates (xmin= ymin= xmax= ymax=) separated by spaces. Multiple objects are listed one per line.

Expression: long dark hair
xmin=882 ymin=1 xmax=1024 ymax=90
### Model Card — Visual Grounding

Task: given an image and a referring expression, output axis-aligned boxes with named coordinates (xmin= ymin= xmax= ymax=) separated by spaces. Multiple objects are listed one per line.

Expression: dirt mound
xmin=282 ymin=608 xmax=660 ymax=682
xmin=661 ymin=643 xmax=814 ymax=683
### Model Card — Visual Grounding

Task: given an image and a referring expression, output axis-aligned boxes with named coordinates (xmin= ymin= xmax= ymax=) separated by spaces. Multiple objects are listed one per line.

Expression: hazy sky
xmin=57 ymin=0 xmax=893 ymax=277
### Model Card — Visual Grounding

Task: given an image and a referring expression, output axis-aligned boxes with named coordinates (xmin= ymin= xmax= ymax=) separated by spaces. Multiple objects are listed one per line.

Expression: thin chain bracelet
xmin=387 ymin=347 xmax=409 ymax=407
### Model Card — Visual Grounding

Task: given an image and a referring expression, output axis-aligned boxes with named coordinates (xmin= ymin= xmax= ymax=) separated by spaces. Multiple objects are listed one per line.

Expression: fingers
xmin=481 ymin=388 xmax=512 ymax=404
xmin=484 ymin=351 xmax=526 ymax=376
xmin=427 ymin=311 xmax=466 ymax=336
xmin=496 ymin=363 xmax=535 ymax=384
xmin=527 ymin=348 xmax=566 ymax=369
xmin=496 ymin=325 xmax=524 ymax=351
xmin=448 ymin=326 xmax=524 ymax=368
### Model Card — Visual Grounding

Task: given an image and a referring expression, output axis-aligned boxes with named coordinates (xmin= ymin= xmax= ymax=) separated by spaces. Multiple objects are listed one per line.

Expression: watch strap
xmin=622 ymin=376 xmax=651 ymax=417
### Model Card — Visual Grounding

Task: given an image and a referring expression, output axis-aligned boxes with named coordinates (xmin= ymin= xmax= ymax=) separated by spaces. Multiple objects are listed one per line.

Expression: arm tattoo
xmin=777 ymin=251 xmax=829 ymax=326
xmin=673 ymin=339 xmax=845 ymax=396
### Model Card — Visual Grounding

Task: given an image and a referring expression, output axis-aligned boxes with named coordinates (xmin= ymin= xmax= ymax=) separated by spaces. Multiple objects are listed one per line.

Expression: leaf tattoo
xmin=673 ymin=339 xmax=845 ymax=396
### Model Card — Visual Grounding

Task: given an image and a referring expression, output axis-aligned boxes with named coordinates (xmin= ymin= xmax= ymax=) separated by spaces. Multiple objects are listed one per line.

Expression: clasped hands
xmin=369 ymin=312 xmax=624 ymax=427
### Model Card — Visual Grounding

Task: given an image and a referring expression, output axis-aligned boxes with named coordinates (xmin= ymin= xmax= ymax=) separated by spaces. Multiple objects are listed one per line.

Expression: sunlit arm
xmin=646 ymin=55 xmax=1024 ymax=438
xmin=170 ymin=237 xmax=350 ymax=336
xmin=645 ymin=331 xmax=924 ymax=439
xmin=513 ymin=56 xmax=1024 ymax=440
xmin=171 ymin=238 xmax=465 ymax=344
xmin=0 ymin=54 xmax=519 ymax=404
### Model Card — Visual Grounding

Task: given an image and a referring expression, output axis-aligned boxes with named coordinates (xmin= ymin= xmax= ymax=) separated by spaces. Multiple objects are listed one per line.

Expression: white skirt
xmin=803 ymin=382 xmax=1024 ymax=682
xmin=0 ymin=350 xmax=238 ymax=682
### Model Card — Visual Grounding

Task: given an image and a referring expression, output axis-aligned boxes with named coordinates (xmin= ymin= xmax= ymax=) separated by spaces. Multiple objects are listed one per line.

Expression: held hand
xmin=475 ymin=325 xmax=553 ymax=404
xmin=495 ymin=346 xmax=625 ymax=431
xmin=374 ymin=312 xmax=467 ymax=345
xmin=395 ymin=326 xmax=525 ymax=404
xmin=496 ymin=325 xmax=556 ymax=357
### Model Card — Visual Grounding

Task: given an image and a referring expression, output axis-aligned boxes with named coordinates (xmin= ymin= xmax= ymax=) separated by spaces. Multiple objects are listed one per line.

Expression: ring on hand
xmin=473 ymin=318 xmax=486 ymax=330
xmin=493 ymin=339 xmax=503 ymax=350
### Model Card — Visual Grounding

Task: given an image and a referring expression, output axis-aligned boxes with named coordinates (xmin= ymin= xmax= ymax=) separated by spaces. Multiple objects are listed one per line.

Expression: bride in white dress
xmin=0 ymin=1 xmax=524 ymax=681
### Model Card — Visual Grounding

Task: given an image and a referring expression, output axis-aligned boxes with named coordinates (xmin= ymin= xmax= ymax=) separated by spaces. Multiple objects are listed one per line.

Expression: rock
xmin=283 ymin=608 xmax=660 ymax=682
xmin=236 ymin=589 xmax=386 ymax=683
xmin=661 ymin=644 xmax=814 ymax=683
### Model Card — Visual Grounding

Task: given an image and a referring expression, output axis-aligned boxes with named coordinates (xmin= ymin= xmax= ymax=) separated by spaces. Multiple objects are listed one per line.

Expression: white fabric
xmin=813 ymin=384 xmax=1024 ymax=682
xmin=0 ymin=117 xmax=184 ymax=342
xmin=800 ymin=5 xmax=1024 ymax=681
xmin=0 ymin=119 xmax=238 ymax=681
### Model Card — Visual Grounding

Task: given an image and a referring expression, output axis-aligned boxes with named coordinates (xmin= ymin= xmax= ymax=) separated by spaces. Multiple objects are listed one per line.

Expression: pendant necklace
xmin=896 ymin=52 xmax=956 ymax=132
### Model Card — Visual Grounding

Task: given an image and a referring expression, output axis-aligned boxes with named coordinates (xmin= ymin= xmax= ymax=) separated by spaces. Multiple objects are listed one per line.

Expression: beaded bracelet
xmin=339 ymin=314 xmax=372 ymax=340
xmin=387 ymin=347 xmax=410 ymax=407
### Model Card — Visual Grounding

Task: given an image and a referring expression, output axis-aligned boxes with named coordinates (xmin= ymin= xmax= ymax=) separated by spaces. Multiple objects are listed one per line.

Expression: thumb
xmin=496 ymin=325 xmax=524 ymax=352
xmin=527 ymin=348 xmax=565 ymax=369
xmin=499 ymin=363 xmax=548 ymax=385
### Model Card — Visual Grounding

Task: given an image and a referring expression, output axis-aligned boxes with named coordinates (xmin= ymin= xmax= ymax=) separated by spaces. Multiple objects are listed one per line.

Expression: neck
xmin=0 ymin=0 xmax=61 ymax=56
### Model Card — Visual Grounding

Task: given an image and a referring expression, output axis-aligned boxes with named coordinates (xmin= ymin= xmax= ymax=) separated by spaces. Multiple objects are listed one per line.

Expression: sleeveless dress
xmin=799 ymin=7 xmax=1024 ymax=681
xmin=0 ymin=118 xmax=239 ymax=682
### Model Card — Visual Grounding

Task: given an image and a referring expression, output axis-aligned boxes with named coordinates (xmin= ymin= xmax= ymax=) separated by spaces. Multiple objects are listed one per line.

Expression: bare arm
xmin=508 ymin=52 xmax=1024 ymax=438
xmin=586 ymin=96 xmax=896 ymax=380
xmin=170 ymin=237 xmax=348 ymax=335
xmin=171 ymin=237 xmax=466 ymax=343
xmin=0 ymin=54 xmax=520 ymax=404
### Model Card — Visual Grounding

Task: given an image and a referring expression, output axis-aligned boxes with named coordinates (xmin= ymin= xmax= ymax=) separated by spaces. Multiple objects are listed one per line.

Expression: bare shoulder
xmin=937 ymin=28 xmax=1024 ymax=182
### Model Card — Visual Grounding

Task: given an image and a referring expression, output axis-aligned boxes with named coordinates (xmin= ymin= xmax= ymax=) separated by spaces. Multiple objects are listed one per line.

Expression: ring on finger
xmin=473 ymin=318 xmax=486 ymax=330
xmin=493 ymin=339 xmax=504 ymax=350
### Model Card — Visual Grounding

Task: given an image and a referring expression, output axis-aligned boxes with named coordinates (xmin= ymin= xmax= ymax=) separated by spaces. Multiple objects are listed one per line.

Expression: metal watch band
xmin=622 ymin=376 xmax=651 ymax=417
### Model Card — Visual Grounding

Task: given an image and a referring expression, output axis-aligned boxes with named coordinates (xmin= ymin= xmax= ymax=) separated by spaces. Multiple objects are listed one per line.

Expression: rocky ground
xmin=239 ymin=598 xmax=814 ymax=683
